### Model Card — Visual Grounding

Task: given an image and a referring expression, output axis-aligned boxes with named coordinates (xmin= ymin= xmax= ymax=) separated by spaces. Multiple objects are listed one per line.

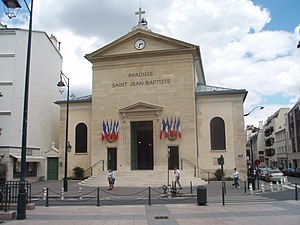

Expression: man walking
xmin=174 ymin=167 xmax=182 ymax=189
xmin=233 ymin=168 xmax=240 ymax=189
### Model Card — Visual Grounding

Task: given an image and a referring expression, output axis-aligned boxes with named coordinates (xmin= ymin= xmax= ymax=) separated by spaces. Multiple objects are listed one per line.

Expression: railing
xmin=0 ymin=181 xmax=31 ymax=212
xmin=181 ymin=158 xmax=210 ymax=183
xmin=32 ymin=185 xmax=199 ymax=207
xmin=83 ymin=159 xmax=105 ymax=178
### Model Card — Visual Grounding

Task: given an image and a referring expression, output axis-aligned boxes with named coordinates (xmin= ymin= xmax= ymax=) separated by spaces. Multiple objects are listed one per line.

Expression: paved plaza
xmin=1 ymin=180 xmax=300 ymax=225
xmin=2 ymin=200 xmax=300 ymax=225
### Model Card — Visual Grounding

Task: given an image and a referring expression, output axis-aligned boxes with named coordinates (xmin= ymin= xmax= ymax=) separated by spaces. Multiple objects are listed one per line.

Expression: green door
xmin=47 ymin=158 xmax=58 ymax=180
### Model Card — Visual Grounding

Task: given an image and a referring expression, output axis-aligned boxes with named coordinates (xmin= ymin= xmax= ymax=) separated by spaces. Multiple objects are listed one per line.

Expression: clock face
xmin=134 ymin=39 xmax=145 ymax=50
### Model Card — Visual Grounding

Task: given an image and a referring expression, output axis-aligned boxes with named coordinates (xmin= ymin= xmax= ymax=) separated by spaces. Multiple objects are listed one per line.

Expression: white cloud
xmin=2 ymin=0 xmax=300 ymax=126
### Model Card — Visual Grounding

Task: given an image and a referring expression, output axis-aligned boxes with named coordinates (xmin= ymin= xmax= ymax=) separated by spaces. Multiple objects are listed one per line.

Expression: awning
xmin=10 ymin=155 xmax=46 ymax=162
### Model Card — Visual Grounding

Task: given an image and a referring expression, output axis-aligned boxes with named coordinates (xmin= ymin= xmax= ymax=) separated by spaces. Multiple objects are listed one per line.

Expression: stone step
xmin=79 ymin=170 xmax=207 ymax=187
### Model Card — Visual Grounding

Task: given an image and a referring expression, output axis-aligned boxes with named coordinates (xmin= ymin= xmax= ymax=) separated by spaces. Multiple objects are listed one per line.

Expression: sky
xmin=1 ymin=0 xmax=300 ymax=127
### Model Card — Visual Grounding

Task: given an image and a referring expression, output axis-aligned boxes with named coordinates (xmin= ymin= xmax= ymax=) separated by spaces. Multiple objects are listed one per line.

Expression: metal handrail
xmin=181 ymin=158 xmax=210 ymax=182
xmin=83 ymin=159 xmax=104 ymax=178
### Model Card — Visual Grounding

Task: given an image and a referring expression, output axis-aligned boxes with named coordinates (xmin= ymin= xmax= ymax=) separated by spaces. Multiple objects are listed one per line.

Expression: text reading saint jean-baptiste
xmin=112 ymin=72 xmax=171 ymax=88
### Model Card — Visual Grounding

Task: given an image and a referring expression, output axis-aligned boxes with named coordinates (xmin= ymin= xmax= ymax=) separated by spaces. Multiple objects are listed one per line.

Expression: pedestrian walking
xmin=174 ymin=167 xmax=182 ymax=189
xmin=107 ymin=170 xmax=115 ymax=191
xmin=233 ymin=168 xmax=240 ymax=189
xmin=111 ymin=170 xmax=116 ymax=191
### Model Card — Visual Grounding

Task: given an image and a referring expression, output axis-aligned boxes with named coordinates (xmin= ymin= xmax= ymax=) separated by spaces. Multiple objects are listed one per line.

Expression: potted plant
xmin=0 ymin=162 xmax=8 ymax=184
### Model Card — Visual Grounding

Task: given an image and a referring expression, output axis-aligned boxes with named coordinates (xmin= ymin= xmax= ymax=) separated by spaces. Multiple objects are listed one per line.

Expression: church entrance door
xmin=131 ymin=121 xmax=153 ymax=170
xmin=168 ymin=146 xmax=179 ymax=170
xmin=107 ymin=148 xmax=117 ymax=171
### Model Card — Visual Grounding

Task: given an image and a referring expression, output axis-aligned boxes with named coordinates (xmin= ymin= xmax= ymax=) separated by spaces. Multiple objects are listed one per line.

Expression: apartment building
xmin=287 ymin=101 xmax=300 ymax=168
xmin=0 ymin=23 xmax=62 ymax=181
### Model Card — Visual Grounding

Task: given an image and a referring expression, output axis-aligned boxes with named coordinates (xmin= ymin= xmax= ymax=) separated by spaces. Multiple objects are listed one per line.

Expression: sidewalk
xmin=3 ymin=200 xmax=300 ymax=225
xmin=2 ymin=180 xmax=300 ymax=224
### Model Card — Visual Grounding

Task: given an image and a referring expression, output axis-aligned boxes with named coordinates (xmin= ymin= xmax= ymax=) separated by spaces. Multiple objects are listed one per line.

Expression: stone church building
xmin=56 ymin=12 xmax=248 ymax=186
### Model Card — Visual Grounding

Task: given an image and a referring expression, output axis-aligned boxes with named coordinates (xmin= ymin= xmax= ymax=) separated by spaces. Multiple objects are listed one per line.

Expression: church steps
xmin=79 ymin=170 xmax=207 ymax=187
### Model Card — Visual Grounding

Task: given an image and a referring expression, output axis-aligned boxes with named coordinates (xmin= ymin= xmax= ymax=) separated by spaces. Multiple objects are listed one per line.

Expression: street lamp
xmin=57 ymin=71 xmax=70 ymax=192
xmin=2 ymin=0 xmax=33 ymax=220
xmin=244 ymin=106 xmax=264 ymax=116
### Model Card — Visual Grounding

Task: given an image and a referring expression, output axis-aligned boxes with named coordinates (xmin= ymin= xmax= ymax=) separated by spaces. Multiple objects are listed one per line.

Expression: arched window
xmin=210 ymin=117 xmax=226 ymax=150
xmin=75 ymin=123 xmax=87 ymax=153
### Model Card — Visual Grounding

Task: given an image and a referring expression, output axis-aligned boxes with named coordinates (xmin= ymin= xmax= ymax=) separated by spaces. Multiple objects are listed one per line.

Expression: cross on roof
xmin=135 ymin=7 xmax=145 ymax=24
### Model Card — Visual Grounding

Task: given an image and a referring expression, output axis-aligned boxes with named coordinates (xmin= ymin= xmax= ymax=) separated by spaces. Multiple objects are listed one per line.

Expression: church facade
xmin=56 ymin=22 xmax=248 ymax=182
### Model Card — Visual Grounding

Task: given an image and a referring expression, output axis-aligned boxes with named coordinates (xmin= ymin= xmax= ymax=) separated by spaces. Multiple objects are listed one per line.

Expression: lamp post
xmin=57 ymin=71 xmax=70 ymax=192
xmin=244 ymin=106 xmax=264 ymax=191
xmin=2 ymin=0 xmax=33 ymax=220
xmin=244 ymin=106 xmax=264 ymax=116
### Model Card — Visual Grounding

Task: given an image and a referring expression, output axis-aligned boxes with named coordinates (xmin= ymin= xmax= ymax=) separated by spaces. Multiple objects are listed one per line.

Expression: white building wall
xmin=0 ymin=27 xmax=62 ymax=180
xmin=263 ymin=108 xmax=290 ymax=167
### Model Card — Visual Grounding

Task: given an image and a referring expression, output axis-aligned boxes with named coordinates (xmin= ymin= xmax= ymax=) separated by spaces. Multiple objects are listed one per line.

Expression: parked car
xmin=258 ymin=168 xmax=270 ymax=180
xmin=265 ymin=169 xmax=284 ymax=182
xmin=294 ymin=168 xmax=300 ymax=177
xmin=285 ymin=168 xmax=296 ymax=176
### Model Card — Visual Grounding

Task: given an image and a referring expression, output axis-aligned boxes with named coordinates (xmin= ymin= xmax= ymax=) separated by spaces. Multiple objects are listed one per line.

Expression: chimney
xmin=50 ymin=34 xmax=59 ymax=50
xmin=259 ymin=121 xmax=263 ymax=130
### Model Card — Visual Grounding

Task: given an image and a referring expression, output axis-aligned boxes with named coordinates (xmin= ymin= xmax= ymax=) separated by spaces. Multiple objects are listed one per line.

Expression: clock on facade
xmin=134 ymin=39 xmax=145 ymax=50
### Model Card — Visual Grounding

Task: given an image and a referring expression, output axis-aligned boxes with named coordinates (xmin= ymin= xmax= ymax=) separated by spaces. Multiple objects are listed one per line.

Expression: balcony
xmin=265 ymin=137 xmax=274 ymax=147
xmin=264 ymin=127 xmax=273 ymax=137
xmin=265 ymin=148 xmax=275 ymax=156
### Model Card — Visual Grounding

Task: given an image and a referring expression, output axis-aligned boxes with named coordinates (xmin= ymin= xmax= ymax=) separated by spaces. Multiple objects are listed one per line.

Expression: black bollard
xmin=97 ymin=188 xmax=100 ymax=207
xmin=4 ymin=185 xmax=9 ymax=212
xmin=244 ymin=181 xmax=247 ymax=193
xmin=148 ymin=187 xmax=151 ymax=206
xmin=295 ymin=183 xmax=298 ymax=201
xmin=46 ymin=188 xmax=49 ymax=207
xmin=190 ymin=181 xmax=193 ymax=194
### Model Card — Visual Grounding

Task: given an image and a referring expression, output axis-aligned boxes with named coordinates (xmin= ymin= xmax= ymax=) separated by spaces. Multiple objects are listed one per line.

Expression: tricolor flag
xmin=101 ymin=121 xmax=106 ymax=141
xmin=165 ymin=118 xmax=169 ymax=138
xmin=177 ymin=117 xmax=182 ymax=138
xmin=174 ymin=117 xmax=177 ymax=138
xmin=115 ymin=120 xmax=119 ymax=140
xmin=170 ymin=117 xmax=174 ymax=138
xmin=109 ymin=120 xmax=114 ymax=139
xmin=160 ymin=119 xmax=165 ymax=139
xmin=105 ymin=120 xmax=110 ymax=138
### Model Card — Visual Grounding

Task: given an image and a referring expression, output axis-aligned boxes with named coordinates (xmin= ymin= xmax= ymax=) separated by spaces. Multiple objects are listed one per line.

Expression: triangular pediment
xmin=119 ymin=101 xmax=163 ymax=113
xmin=85 ymin=28 xmax=197 ymax=62
xmin=45 ymin=141 xmax=59 ymax=157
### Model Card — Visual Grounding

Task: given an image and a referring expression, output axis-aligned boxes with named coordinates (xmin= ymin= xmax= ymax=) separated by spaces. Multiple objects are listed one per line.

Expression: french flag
xmin=101 ymin=121 xmax=106 ymax=141
xmin=109 ymin=120 xmax=114 ymax=139
xmin=105 ymin=120 xmax=110 ymax=138
xmin=165 ymin=118 xmax=169 ymax=138
xmin=177 ymin=117 xmax=182 ymax=138
xmin=174 ymin=117 xmax=177 ymax=137
xmin=160 ymin=119 xmax=165 ymax=139
xmin=115 ymin=120 xmax=119 ymax=140
xmin=170 ymin=117 xmax=174 ymax=137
